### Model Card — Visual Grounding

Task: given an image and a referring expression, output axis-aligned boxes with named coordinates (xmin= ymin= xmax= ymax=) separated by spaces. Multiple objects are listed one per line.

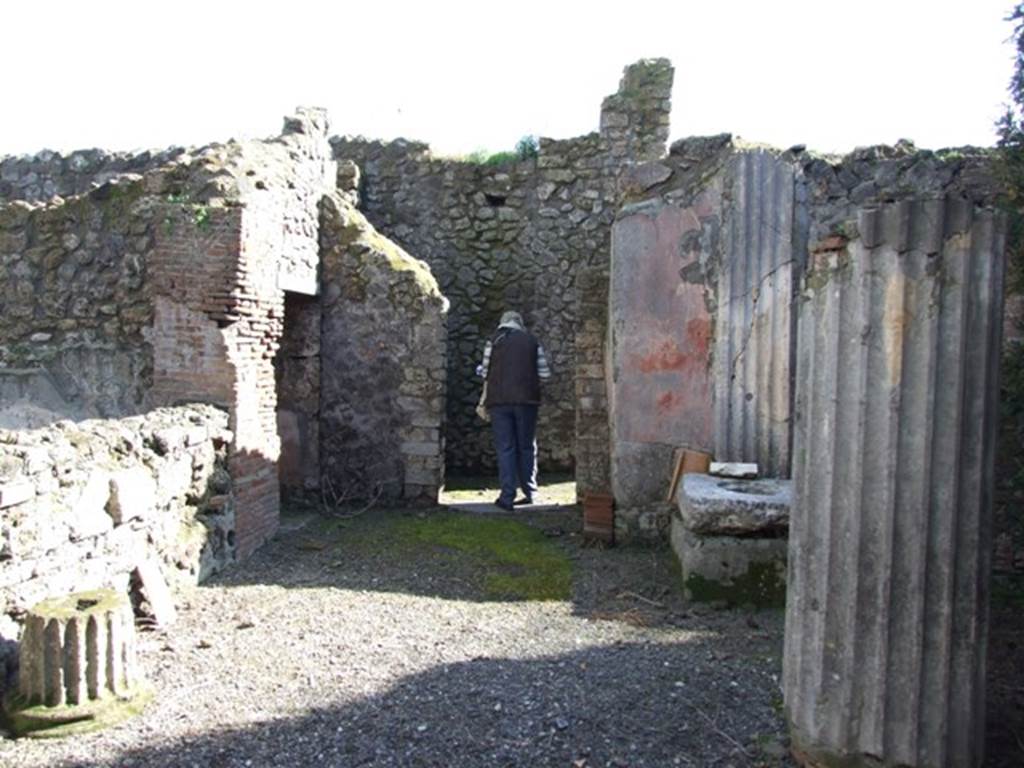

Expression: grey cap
xmin=499 ymin=310 xmax=524 ymax=327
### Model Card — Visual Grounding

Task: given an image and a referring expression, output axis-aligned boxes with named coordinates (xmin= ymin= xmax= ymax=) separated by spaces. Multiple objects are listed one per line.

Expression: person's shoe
xmin=493 ymin=497 xmax=514 ymax=511
xmin=513 ymin=496 xmax=533 ymax=506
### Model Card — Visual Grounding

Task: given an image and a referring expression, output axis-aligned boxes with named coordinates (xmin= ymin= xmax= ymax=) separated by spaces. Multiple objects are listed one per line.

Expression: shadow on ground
xmin=63 ymin=638 xmax=790 ymax=768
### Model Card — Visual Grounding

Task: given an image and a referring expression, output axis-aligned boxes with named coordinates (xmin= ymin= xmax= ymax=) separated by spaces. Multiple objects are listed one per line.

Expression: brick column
xmin=149 ymin=205 xmax=284 ymax=560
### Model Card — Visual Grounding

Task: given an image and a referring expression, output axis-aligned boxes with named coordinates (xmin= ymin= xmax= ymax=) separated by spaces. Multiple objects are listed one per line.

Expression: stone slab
xmin=709 ymin=462 xmax=758 ymax=479
xmin=0 ymin=481 xmax=33 ymax=509
xmin=107 ymin=467 xmax=157 ymax=524
xmin=677 ymin=473 xmax=791 ymax=535
xmin=132 ymin=556 xmax=177 ymax=628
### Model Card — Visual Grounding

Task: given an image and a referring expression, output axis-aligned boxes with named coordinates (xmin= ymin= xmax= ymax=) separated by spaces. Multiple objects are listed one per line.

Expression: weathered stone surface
xmin=0 ymin=107 xmax=335 ymax=559
xmin=106 ymin=467 xmax=157 ymax=524
xmin=0 ymin=405 xmax=235 ymax=678
xmin=0 ymin=178 xmax=157 ymax=419
xmin=607 ymin=127 xmax=999 ymax=539
xmin=708 ymin=462 xmax=758 ymax=479
xmin=0 ymin=480 xmax=33 ymax=509
xmin=677 ymin=474 xmax=790 ymax=535
xmin=614 ymin=501 xmax=673 ymax=543
xmin=609 ymin=198 xmax=717 ymax=505
xmin=714 ymin=151 xmax=796 ymax=478
xmin=131 ymin=556 xmax=177 ymax=628
xmin=784 ymin=198 xmax=1006 ymax=768
xmin=618 ymin=161 xmax=672 ymax=197
xmin=6 ymin=588 xmax=152 ymax=737
xmin=319 ymin=193 xmax=448 ymax=504
xmin=0 ymin=147 xmax=187 ymax=205
xmin=671 ymin=523 xmax=787 ymax=607
xmin=332 ymin=59 xmax=674 ymax=476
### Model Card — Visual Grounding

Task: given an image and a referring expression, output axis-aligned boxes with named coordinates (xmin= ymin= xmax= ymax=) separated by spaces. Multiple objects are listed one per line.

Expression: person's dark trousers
xmin=490 ymin=404 xmax=539 ymax=506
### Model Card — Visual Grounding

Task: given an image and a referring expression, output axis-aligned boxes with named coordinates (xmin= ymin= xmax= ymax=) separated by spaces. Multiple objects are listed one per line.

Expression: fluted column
xmin=783 ymin=198 xmax=1006 ymax=767
xmin=7 ymin=589 xmax=151 ymax=736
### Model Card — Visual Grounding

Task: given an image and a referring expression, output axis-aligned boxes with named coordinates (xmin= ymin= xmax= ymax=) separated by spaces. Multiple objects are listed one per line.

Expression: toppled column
xmin=784 ymin=198 xmax=1006 ymax=767
xmin=5 ymin=589 xmax=152 ymax=736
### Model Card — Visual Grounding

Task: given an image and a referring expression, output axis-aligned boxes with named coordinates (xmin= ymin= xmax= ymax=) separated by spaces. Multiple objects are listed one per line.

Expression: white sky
xmin=1 ymin=1 xmax=1017 ymax=158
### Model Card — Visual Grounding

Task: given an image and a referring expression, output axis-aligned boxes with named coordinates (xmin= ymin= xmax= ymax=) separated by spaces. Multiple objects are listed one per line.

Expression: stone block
xmin=132 ymin=556 xmax=177 ymax=628
xmin=611 ymin=441 xmax=675 ymax=507
xmin=107 ymin=468 xmax=157 ymax=524
xmin=70 ymin=471 xmax=113 ymax=541
xmin=677 ymin=474 xmax=790 ymax=535
xmin=404 ymin=467 xmax=439 ymax=485
xmin=618 ymin=162 xmax=672 ymax=196
xmin=708 ymin=462 xmax=758 ymax=479
xmin=156 ymin=456 xmax=193 ymax=499
xmin=151 ymin=427 xmax=186 ymax=455
xmin=670 ymin=520 xmax=787 ymax=608
xmin=400 ymin=441 xmax=439 ymax=457
xmin=0 ymin=481 xmax=33 ymax=509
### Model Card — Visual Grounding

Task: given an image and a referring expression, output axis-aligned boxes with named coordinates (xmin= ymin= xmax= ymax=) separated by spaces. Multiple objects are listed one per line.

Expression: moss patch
xmin=684 ymin=561 xmax=786 ymax=609
xmin=31 ymin=588 xmax=125 ymax=621
xmin=395 ymin=512 xmax=572 ymax=601
xmin=3 ymin=686 xmax=153 ymax=739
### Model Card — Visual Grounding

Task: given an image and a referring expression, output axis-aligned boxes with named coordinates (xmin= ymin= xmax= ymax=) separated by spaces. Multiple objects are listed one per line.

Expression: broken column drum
xmin=5 ymin=589 xmax=151 ymax=736
xmin=783 ymin=199 xmax=1006 ymax=767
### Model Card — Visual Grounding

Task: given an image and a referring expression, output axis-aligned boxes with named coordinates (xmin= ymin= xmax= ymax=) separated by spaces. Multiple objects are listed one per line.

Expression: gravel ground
xmin=0 ymin=503 xmax=794 ymax=768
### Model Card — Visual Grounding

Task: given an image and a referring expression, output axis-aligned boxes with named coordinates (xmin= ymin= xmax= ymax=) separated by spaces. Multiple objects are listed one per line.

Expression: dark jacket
xmin=485 ymin=328 xmax=541 ymax=406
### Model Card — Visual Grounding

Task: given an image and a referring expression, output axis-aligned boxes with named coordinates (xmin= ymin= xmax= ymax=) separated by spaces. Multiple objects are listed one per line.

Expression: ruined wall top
xmin=600 ymin=58 xmax=673 ymax=161
xmin=0 ymin=107 xmax=334 ymax=211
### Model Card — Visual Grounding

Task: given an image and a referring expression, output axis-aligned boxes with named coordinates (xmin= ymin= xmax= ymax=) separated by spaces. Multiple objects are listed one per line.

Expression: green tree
xmin=997 ymin=3 xmax=1024 ymax=291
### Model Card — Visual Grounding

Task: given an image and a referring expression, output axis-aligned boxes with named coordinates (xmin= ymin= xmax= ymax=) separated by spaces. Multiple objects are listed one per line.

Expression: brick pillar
xmin=149 ymin=205 xmax=284 ymax=560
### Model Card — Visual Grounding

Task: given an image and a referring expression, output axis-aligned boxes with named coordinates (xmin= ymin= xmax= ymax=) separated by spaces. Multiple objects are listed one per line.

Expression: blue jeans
xmin=490 ymin=404 xmax=539 ymax=505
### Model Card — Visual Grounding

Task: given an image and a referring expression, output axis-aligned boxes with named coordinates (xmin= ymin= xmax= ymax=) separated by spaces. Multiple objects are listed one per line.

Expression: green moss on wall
xmin=684 ymin=560 xmax=786 ymax=608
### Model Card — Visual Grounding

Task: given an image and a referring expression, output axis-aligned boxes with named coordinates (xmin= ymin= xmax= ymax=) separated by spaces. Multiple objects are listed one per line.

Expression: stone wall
xmin=275 ymin=292 xmax=321 ymax=498
xmin=608 ymin=135 xmax=1001 ymax=539
xmin=0 ymin=147 xmax=186 ymax=204
xmin=144 ymin=107 xmax=335 ymax=557
xmin=0 ymin=179 xmax=159 ymax=423
xmin=574 ymin=268 xmax=611 ymax=499
xmin=0 ymin=404 xmax=235 ymax=682
xmin=318 ymin=193 xmax=448 ymax=503
xmin=1 ymin=108 xmax=336 ymax=559
xmin=331 ymin=58 xmax=673 ymax=476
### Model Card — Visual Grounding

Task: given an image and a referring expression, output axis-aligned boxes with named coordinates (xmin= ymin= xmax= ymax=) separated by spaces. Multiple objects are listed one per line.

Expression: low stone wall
xmin=0 ymin=404 xmax=235 ymax=684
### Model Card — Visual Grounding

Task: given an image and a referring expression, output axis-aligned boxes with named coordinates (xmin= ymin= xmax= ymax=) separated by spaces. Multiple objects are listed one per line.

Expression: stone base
xmin=788 ymin=727 xmax=899 ymax=768
xmin=670 ymin=518 xmax=787 ymax=607
xmin=614 ymin=502 xmax=673 ymax=544
xmin=3 ymin=685 xmax=153 ymax=738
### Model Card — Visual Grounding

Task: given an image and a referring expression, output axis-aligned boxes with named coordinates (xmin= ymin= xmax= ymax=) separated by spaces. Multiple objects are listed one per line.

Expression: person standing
xmin=477 ymin=311 xmax=551 ymax=511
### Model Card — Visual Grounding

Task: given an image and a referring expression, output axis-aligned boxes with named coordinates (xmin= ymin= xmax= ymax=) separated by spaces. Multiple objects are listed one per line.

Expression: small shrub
xmin=482 ymin=150 xmax=517 ymax=166
xmin=460 ymin=136 xmax=538 ymax=167
xmin=515 ymin=135 xmax=539 ymax=160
